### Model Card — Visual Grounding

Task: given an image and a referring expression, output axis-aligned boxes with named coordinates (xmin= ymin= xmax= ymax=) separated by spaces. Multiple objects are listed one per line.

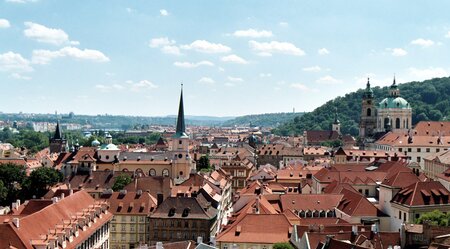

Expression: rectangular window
xmin=417 ymin=157 xmax=421 ymax=163
xmin=436 ymin=148 xmax=440 ymax=153
xmin=417 ymin=148 xmax=421 ymax=152
xmin=399 ymin=211 xmax=402 ymax=220
xmin=365 ymin=189 xmax=369 ymax=196
xmin=121 ymin=226 xmax=126 ymax=231
xmin=426 ymin=148 xmax=430 ymax=153
xmin=398 ymin=148 xmax=403 ymax=152
xmin=408 ymin=148 xmax=412 ymax=152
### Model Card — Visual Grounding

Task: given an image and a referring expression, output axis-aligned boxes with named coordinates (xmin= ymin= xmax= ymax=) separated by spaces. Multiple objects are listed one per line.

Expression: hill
xmin=222 ymin=112 xmax=305 ymax=128
xmin=273 ymin=77 xmax=450 ymax=137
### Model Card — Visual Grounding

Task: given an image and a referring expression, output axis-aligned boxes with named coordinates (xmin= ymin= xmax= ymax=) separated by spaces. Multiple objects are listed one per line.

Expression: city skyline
xmin=1 ymin=1 xmax=450 ymax=116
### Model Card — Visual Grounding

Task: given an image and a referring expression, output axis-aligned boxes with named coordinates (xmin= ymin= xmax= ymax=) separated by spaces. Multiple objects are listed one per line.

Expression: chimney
xmin=52 ymin=197 xmax=59 ymax=204
xmin=352 ymin=225 xmax=358 ymax=235
xmin=157 ymin=193 xmax=164 ymax=207
xmin=60 ymin=193 xmax=65 ymax=199
xmin=255 ymin=196 xmax=260 ymax=214
xmin=16 ymin=199 xmax=20 ymax=207
xmin=197 ymin=236 xmax=203 ymax=245
xmin=12 ymin=218 xmax=19 ymax=228
xmin=156 ymin=242 xmax=163 ymax=249
xmin=137 ymin=190 xmax=143 ymax=196
xmin=69 ymin=189 xmax=74 ymax=196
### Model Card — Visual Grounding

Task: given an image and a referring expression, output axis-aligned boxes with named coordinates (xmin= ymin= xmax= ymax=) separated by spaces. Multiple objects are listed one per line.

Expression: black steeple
xmin=333 ymin=107 xmax=340 ymax=125
xmin=54 ymin=120 xmax=62 ymax=140
xmin=174 ymin=84 xmax=188 ymax=138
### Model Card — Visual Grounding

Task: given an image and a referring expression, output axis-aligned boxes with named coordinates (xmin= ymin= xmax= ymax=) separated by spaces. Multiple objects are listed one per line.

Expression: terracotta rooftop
xmin=391 ymin=181 xmax=450 ymax=206
xmin=217 ymin=214 xmax=293 ymax=244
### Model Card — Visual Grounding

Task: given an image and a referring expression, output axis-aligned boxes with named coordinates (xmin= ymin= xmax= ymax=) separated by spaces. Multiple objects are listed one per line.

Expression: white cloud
xmin=23 ymin=22 xmax=70 ymax=45
xmin=221 ymin=54 xmax=248 ymax=64
xmin=198 ymin=77 xmax=215 ymax=85
xmin=302 ymin=66 xmax=321 ymax=72
xmin=96 ymin=80 xmax=158 ymax=92
xmin=10 ymin=73 xmax=31 ymax=80
xmin=128 ymin=80 xmax=158 ymax=91
xmin=161 ymin=45 xmax=181 ymax=55
xmin=446 ymin=31 xmax=450 ymax=38
xmin=249 ymin=40 xmax=305 ymax=56
xmin=410 ymin=38 xmax=434 ymax=47
xmin=279 ymin=22 xmax=289 ymax=27
xmin=408 ymin=67 xmax=449 ymax=81
xmin=149 ymin=37 xmax=181 ymax=55
xmin=316 ymin=75 xmax=342 ymax=84
xmin=0 ymin=19 xmax=11 ymax=28
xmin=259 ymin=73 xmax=271 ymax=78
xmin=0 ymin=51 xmax=33 ymax=72
xmin=149 ymin=37 xmax=175 ymax=48
xmin=173 ymin=60 xmax=214 ymax=68
xmin=232 ymin=29 xmax=273 ymax=38
xmin=389 ymin=48 xmax=408 ymax=57
xmin=180 ymin=40 xmax=231 ymax=53
xmin=160 ymin=9 xmax=169 ymax=16
xmin=290 ymin=83 xmax=309 ymax=91
xmin=227 ymin=76 xmax=243 ymax=82
xmin=70 ymin=40 xmax=80 ymax=46
xmin=32 ymin=47 xmax=109 ymax=64
xmin=318 ymin=48 xmax=330 ymax=55
xmin=126 ymin=8 xmax=136 ymax=13
xmin=224 ymin=82 xmax=236 ymax=87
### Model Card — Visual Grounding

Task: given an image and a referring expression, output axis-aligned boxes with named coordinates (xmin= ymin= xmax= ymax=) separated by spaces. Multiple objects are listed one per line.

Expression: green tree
xmin=112 ymin=174 xmax=132 ymax=192
xmin=0 ymin=180 xmax=8 ymax=202
xmin=0 ymin=163 xmax=27 ymax=205
xmin=197 ymin=155 xmax=211 ymax=171
xmin=273 ymin=242 xmax=294 ymax=249
xmin=416 ymin=210 xmax=450 ymax=226
xmin=28 ymin=167 xmax=63 ymax=197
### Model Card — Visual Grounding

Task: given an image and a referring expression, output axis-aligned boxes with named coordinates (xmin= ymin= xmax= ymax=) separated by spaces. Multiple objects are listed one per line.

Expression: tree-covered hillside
xmin=273 ymin=77 xmax=450 ymax=136
xmin=222 ymin=112 xmax=305 ymax=128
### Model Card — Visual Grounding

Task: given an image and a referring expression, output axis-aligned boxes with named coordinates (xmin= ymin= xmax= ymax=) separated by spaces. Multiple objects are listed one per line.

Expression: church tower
xmin=331 ymin=107 xmax=341 ymax=135
xmin=359 ymin=78 xmax=377 ymax=139
xmin=171 ymin=85 xmax=192 ymax=182
xmin=49 ymin=120 xmax=67 ymax=154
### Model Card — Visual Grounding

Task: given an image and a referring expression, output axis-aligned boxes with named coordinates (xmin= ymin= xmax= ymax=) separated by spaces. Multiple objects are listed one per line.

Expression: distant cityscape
xmin=1 ymin=79 xmax=450 ymax=249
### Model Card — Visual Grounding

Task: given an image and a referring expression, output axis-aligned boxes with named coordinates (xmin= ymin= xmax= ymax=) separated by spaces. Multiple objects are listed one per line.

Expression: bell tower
xmin=359 ymin=78 xmax=377 ymax=139
xmin=49 ymin=120 xmax=67 ymax=154
xmin=171 ymin=85 xmax=192 ymax=181
xmin=331 ymin=107 xmax=341 ymax=135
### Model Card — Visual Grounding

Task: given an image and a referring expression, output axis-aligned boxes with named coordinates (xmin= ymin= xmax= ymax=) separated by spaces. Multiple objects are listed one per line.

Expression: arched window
xmin=149 ymin=168 xmax=156 ymax=176
xmin=395 ymin=118 xmax=401 ymax=129
xmin=367 ymin=108 xmax=372 ymax=117
xmin=384 ymin=118 xmax=390 ymax=129
xmin=162 ymin=169 xmax=169 ymax=177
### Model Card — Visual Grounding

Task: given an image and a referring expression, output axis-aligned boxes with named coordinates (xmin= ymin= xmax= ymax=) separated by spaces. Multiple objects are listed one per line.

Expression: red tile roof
xmin=217 ymin=214 xmax=292 ymax=244
xmin=391 ymin=181 xmax=450 ymax=206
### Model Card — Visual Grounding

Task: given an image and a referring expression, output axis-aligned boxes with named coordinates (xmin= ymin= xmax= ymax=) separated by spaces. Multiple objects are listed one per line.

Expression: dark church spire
xmin=174 ymin=84 xmax=188 ymax=138
xmin=54 ymin=120 xmax=62 ymax=140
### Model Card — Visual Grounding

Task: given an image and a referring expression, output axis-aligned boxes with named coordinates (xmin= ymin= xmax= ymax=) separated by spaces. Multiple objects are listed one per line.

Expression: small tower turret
xmin=332 ymin=107 xmax=341 ymax=135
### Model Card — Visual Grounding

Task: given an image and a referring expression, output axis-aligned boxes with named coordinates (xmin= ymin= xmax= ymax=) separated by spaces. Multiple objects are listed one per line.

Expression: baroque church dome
xmin=379 ymin=97 xmax=410 ymax=109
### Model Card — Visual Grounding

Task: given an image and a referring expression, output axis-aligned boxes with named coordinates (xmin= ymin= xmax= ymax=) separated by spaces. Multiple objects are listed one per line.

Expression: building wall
xmin=75 ymin=222 xmax=111 ymax=249
xmin=148 ymin=218 xmax=212 ymax=244
xmin=110 ymin=214 xmax=148 ymax=249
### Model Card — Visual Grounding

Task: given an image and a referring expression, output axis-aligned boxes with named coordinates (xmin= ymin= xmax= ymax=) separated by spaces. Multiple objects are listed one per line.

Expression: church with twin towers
xmin=359 ymin=77 xmax=412 ymax=140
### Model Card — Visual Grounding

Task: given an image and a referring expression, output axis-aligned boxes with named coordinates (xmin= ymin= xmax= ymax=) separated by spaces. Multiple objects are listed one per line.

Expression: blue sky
xmin=1 ymin=1 xmax=450 ymax=117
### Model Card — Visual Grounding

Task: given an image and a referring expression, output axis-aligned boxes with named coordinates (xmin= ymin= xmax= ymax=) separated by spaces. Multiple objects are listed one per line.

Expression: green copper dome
xmin=379 ymin=97 xmax=410 ymax=109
